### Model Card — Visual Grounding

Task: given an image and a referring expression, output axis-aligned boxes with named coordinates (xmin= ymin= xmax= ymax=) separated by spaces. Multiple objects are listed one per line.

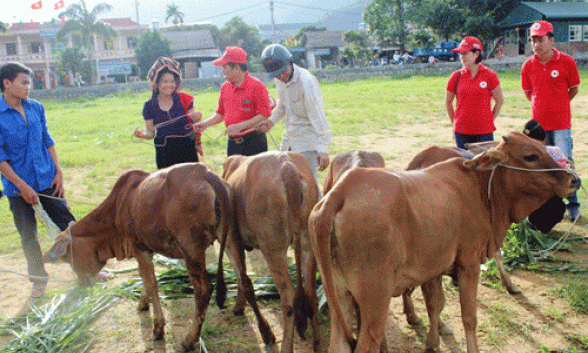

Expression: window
xmin=103 ymin=41 xmax=114 ymax=50
xmin=127 ymin=37 xmax=137 ymax=49
xmin=6 ymin=43 xmax=16 ymax=55
xmin=569 ymin=25 xmax=581 ymax=42
xmin=583 ymin=25 xmax=588 ymax=42
xmin=31 ymin=42 xmax=42 ymax=54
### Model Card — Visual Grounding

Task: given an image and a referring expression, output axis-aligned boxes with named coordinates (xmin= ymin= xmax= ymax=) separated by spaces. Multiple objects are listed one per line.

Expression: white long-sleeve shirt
xmin=269 ymin=64 xmax=331 ymax=154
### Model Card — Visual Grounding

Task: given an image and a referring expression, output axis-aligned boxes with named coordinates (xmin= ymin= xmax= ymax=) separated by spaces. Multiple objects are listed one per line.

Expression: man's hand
xmin=225 ymin=124 xmax=244 ymax=137
xmin=191 ymin=121 xmax=208 ymax=134
xmin=255 ymin=120 xmax=274 ymax=133
xmin=18 ymin=183 xmax=38 ymax=205
xmin=317 ymin=152 xmax=330 ymax=171
xmin=51 ymin=169 xmax=65 ymax=198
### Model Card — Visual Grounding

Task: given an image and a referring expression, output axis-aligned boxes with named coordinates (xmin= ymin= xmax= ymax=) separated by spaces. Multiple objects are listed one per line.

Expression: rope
xmin=488 ymin=163 xmax=587 ymax=255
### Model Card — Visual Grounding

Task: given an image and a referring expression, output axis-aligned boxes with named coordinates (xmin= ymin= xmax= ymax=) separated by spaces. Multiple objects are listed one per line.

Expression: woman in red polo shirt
xmin=445 ymin=36 xmax=504 ymax=149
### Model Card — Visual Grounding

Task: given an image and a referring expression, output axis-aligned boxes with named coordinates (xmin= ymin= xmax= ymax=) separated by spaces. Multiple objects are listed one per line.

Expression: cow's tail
xmin=203 ymin=170 xmax=230 ymax=309
xmin=280 ymin=159 xmax=312 ymax=338
xmin=310 ymin=186 xmax=356 ymax=349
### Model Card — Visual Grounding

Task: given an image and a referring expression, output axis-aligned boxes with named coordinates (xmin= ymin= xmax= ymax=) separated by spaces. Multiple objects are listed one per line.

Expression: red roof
xmin=101 ymin=18 xmax=138 ymax=27
xmin=10 ymin=22 xmax=41 ymax=30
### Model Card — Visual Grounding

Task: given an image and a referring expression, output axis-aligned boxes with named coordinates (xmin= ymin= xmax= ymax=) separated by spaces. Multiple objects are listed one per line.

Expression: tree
xmin=363 ymin=0 xmax=411 ymax=51
xmin=135 ymin=29 xmax=173 ymax=79
xmin=165 ymin=4 xmax=184 ymax=26
xmin=342 ymin=30 xmax=370 ymax=67
xmin=0 ymin=22 xmax=6 ymax=33
xmin=425 ymin=0 xmax=465 ymax=42
xmin=58 ymin=47 xmax=85 ymax=80
xmin=220 ymin=16 xmax=262 ymax=59
xmin=56 ymin=0 xmax=117 ymax=84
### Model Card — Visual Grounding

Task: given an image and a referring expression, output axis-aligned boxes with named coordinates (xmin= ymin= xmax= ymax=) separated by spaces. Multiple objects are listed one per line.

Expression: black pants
xmin=227 ymin=131 xmax=268 ymax=157
xmin=8 ymin=186 xmax=75 ymax=287
xmin=155 ymin=136 xmax=199 ymax=169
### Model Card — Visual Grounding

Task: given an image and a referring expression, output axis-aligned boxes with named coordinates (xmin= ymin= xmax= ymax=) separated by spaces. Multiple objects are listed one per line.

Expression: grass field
xmin=1 ymin=68 xmax=588 ymax=352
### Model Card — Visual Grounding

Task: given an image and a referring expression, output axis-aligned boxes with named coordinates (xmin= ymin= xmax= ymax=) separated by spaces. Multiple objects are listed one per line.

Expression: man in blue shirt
xmin=0 ymin=62 xmax=75 ymax=298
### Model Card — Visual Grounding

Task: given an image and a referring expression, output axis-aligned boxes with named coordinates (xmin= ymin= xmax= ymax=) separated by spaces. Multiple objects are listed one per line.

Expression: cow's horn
xmin=502 ymin=135 xmax=509 ymax=142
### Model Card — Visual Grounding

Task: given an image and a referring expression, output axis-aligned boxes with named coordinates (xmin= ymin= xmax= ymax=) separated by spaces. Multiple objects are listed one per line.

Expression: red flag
xmin=31 ymin=1 xmax=42 ymax=9
xmin=54 ymin=0 xmax=64 ymax=10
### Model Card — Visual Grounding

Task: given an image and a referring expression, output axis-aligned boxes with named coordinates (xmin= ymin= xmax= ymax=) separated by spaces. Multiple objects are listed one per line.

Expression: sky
xmin=0 ymin=0 xmax=354 ymax=28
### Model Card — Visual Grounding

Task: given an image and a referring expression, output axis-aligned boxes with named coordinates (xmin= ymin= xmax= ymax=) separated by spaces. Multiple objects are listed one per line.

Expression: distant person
xmin=393 ymin=51 xmax=401 ymax=64
xmin=521 ymin=20 xmax=581 ymax=221
xmin=402 ymin=51 xmax=414 ymax=64
xmin=428 ymin=55 xmax=436 ymax=65
xmin=445 ymin=36 xmax=504 ymax=149
xmin=257 ymin=44 xmax=331 ymax=179
xmin=191 ymin=46 xmax=272 ymax=157
xmin=0 ymin=62 xmax=76 ymax=298
xmin=372 ymin=54 xmax=381 ymax=66
xmin=134 ymin=57 xmax=203 ymax=169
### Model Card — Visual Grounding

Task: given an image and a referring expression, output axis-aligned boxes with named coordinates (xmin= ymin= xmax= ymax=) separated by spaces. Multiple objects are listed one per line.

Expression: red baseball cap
xmin=529 ymin=21 xmax=554 ymax=37
xmin=452 ymin=36 xmax=482 ymax=53
xmin=213 ymin=46 xmax=248 ymax=66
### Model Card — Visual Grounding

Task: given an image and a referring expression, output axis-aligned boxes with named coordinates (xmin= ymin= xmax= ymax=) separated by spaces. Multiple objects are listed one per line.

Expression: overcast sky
xmin=0 ymin=0 xmax=354 ymax=28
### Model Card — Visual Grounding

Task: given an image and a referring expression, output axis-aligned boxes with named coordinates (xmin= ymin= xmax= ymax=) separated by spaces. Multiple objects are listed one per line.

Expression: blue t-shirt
xmin=142 ymin=91 xmax=194 ymax=145
xmin=0 ymin=96 xmax=56 ymax=197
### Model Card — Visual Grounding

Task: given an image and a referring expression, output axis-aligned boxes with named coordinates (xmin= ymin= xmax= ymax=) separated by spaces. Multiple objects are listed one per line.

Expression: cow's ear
xmin=463 ymin=149 xmax=507 ymax=171
xmin=43 ymin=237 xmax=71 ymax=263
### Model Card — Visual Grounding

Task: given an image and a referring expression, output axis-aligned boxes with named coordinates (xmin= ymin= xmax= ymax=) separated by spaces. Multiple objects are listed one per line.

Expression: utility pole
xmin=270 ymin=0 xmax=276 ymax=43
xmin=135 ymin=0 xmax=141 ymax=38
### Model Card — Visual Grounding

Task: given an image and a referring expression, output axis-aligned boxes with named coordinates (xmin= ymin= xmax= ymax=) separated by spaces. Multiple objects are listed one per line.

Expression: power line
xmin=192 ymin=1 xmax=268 ymax=23
xmin=275 ymin=1 xmax=364 ymax=16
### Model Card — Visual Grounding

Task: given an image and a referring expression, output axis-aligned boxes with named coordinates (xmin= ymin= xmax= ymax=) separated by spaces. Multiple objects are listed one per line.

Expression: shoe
xmin=568 ymin=208 xmax=581 ymax=222
xmin=30 ymin=286 xmax=46 ymax=298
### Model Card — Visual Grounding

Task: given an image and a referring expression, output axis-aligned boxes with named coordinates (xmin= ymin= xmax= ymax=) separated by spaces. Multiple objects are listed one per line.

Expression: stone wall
xmin=30 ymin=56 xmax=586 ymax=101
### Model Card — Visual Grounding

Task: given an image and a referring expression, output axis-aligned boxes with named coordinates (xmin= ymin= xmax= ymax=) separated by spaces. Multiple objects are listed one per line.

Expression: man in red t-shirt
xmin=192 ymin=46 xmax=272 ymax=156
xmin=521 ymin=20 xmax=581 ymax=221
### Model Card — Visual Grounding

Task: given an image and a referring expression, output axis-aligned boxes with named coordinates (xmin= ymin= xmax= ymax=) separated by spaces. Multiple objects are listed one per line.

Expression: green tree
xmin=220 ymin=16 xmax=262 ymax=59
xmin=165 ymin=3 xmax=184 ymax=25
xmin=363 ymin=0 xmax=411 ymax=50
xmin=342 ymin=30 xmax=370 ymax=67
xmin=425 ymin=0 xmax=465 ymax=42
xmin=135 ymin=29 xmax=172 ymax=79
xmin=0 ymin=22 xmax=6 ymax=32
xmin=56 ymin=0 xmax=117 ymax=84
xmin=411 ymin=29 xmax=436 ymax=47
xmin=57 ymin=47 xmax=85 ymax=79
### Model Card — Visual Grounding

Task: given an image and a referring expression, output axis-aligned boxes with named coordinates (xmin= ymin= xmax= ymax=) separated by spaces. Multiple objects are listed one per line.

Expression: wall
xmin=30 ymin=56 xmax=587 ymax=101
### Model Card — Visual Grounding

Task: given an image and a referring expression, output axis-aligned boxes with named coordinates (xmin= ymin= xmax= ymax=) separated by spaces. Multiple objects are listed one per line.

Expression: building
xmin=160 ymin=29 xmax=222 ymax=79
xmin=0 ymin=18 xmax=147 ymax=88
xmin=304 ymin=30 xmax=346 ymax=69
xmin=498 ymin=2 xmax=588 ymax=57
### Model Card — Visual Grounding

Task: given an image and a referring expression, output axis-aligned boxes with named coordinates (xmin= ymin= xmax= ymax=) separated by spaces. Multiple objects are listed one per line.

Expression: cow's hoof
xmin=232 ymin=307 xmax=245 ymax=316
xmin=180 ymin=339 xmax=196 ymax=352
xmin=506 ymin=283 xmax=522 ymax=295
xmin=265 ymin=341 xmax=279 ymax=353
xmin=153 ymin=325 xmax=165 ymax=341
xmin=138 ymin=300 xmax=149 ymax=311
xmin=406 ymin=314 xmax=423 ymax=326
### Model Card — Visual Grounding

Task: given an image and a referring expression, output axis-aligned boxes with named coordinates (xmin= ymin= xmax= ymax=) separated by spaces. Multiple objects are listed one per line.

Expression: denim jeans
xmin=545 ymin=129 xmax=579 ymax=212
xmin=8 ymin=186 xmax=75 ymax=287
xmin=454 ymin=132 xmax=494 ymax=150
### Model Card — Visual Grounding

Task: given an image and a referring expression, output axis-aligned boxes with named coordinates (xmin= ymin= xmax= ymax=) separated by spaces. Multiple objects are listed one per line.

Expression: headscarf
xmin=146 ymin=56 xmax=182 ymax=91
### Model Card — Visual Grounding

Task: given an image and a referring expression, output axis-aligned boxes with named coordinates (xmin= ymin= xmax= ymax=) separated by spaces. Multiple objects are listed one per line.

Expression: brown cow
xmin=323 ymin=150 xmax=385 ymax=194
xmin=222 ymin=151 xmax=321 ymax=353
xmin=406 ymin=144 xmax=521 ymax=294
xmin=43 ymin=163 xmax=275 ymax=351
xmin=309 ymin=132 xmax=580 ymax=353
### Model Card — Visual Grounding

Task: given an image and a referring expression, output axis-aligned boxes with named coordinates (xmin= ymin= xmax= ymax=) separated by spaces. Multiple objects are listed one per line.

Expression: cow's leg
xmin=134 ymin=251 xmax=165 ymax=340
xmin=302 ymin=248 xmax=321 ymax=351
xmin=182 ymin=249 xmax=213 ymax=352
xmin=402 ymin=287 xmax=422 ymax=325
xmin=327 ymin=288 xmax=355 ymax=353
xmin=355 ymin=294 xmax=390 ymax=353
xmin=137 ymin=252 xmax=153 ymax=311
xmin=495 ymin=250 xmax=521 ymax=294
xmin=260 ymin=247 xmax=296 ymax=353
xmin=421 ymin=276 xmax=445 ymax=352
xmin=224 ymin=235 xmax=276 ymax=347
xmin=458 ymin=266 xmax=481 ymax=353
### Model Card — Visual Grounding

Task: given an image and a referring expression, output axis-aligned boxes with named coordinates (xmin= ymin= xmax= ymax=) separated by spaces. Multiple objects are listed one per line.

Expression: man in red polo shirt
xmin=521 ymin=20 xmax=581 ymax=221
xmin=192 ymin=46 xmax=272 ymax=156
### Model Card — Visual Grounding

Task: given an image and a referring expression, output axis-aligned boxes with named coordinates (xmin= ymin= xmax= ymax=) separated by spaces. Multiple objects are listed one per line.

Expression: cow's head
xmin=464 ymin=132 xmax=580 ymax=201
xmin=43 ymin=224 xmax=107 ymax=286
